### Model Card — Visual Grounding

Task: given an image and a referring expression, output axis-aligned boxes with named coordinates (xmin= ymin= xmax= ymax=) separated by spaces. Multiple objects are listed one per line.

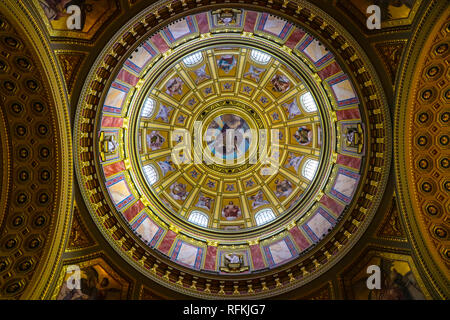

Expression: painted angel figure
xmin=193 ymin=64 xmax=210 ymax=83
xmin=217 ymin=55 xmax=237 ymax=73
xmin=147 ymin=131 xmax=165 ymax=150
xmin=271 ymin=74 xmax=290 ymax=93
xmin=283 ymin=100 xmax=302 ymax=119
xmin=222 ymin=201 xmax=241 ymax=220
xmin=165 ymin=77 xmax=184 ymax=96
xmin=244 ymin=65 xmax=265 ymax=82
xmin=155 ymin=105 xmax=173 ymax=123
xmin=293 ymin=127 xmax=312 ymax=145
xmin=170 ymin=182 xmax=188 ymax=201
xmin=249 ymin=190 xmax=269 ymax=209
xmin=285 ymin=153 xmax=304 ymax=173
xmin=157 ymin=157 xmax=175 ymax=176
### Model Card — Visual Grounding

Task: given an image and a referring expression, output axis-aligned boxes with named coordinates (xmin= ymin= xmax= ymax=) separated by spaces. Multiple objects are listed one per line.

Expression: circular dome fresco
xmin=130 ymin=42 xmax=334 ymax=238
xmin=75 ymin=1 xmax=391 ymax=298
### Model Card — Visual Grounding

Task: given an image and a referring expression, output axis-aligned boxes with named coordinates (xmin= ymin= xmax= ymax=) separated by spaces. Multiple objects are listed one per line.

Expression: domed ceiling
xmin=3 ymin=0 xmax=450 ymax=302
xmin=131 ymin=43 xmax=331 ymax=236
xmin=73 ymin=2 xmax=391 ymax=298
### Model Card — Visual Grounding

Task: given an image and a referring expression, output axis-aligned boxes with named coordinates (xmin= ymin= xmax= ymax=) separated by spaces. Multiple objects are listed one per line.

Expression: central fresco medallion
xmin=206 ymin=114 xmax=251 ymax=161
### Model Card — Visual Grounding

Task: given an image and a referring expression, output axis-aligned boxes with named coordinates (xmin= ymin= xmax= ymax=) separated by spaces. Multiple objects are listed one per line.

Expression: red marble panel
xmin=336 ymin=154 xmax=362 ymax=170
xmin=123 ymin=200 xmax=145 ymax=222
xmin=285 ymin=28 xmax=306 ymax=49
xmin=336 ymin=108 xmax=361 ymax=120
xmin=157 ymin=230 xmax=177 ymax=255
xmin=250 ymin=245 xmax=266 ymax=270
xmin=151 ymin=33 xmax=170 ymax=53
xmin=203 ymin=246 xmax=217 ymax=271
xmin=101 ymin=116 xmax=124 ymax=128
xmin=320 ymin=194 xmax=345 ymax=217
xmin=102 ymin=161 xmax=126 ymax=178
xmin=195 ymin=12 xmax=209 ymax=33
xmin=244 ymin=11 xmax=257 ymax=32
xmin=288 ymin=227 xmax=311 ymax=251
xmin=317 ymin=61 xmax=342 ymax=80
xmin=117 ymin=68 xmax=139 ymax=86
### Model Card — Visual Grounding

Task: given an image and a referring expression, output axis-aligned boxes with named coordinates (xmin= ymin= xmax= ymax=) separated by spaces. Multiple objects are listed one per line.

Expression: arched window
xmin=143 ymin=164 xmax=159 ymax=185
xmin=183 ymin=51 xmax=203 ymax=67
xmin=188 ymin=211 xmax=209 ymax=227
xmin=300 ymin=92 xmax=317 ymax=112
xmin=141 ymin=98 xmax=155 ymax=118
xmin=255 ymin=208 xmax=276 ymax=226
xmin=250 ymin=49 xmax=271 ymax=65
xmin=302 ymin=159 xmax=319 ymax=180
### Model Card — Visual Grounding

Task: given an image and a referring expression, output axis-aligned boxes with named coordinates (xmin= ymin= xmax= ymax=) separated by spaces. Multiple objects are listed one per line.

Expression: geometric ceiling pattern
xmin=1 ymin=0 xmax=448 ymax=301
xmin=394 ymin=7 xmax=450 ymax=298
xmin=76 ymin=5 xmax=390 ymax=298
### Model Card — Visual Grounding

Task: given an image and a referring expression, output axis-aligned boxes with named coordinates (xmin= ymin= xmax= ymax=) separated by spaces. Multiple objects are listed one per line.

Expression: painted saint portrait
xmin=244 ymin=65 xmax=265 ymax=82
xmin=196 ymin=193 xmax=214 ymax=211
xmin=217 ymin=55 xmax=237 ymax=73
xmin=205 ymin=114 xmax=251 ymax=161
xmin=40 ymin=0 xmax=76 ymax=21
xmin=347 ymin=254 xmax=427 ymax=300
xmin=274 ymin=179 xmax=293 ymax=198
xmin=170 ymin=182 xmax=188 ymax=201
xmin=293 ymin=126 xmax=312 ymax=145
xmin=285 ymin=153 xmax=304 ymax=173
xmin=222 ymin=201 xmax=241 ymax=220
xmin=38 ymin=0 xmax=118 ymax=38
xmin=249 ymin=190 xmax=269 ymax=209
xmin=271 ymin=74 xmax=290 ymax=93
xmin=283 ymin=100 xmax=302 ymax=119
xmin=146 ymin=131 xmax=165 ymax=150
xmin=165 ymin=77 xmax=184 ymax=96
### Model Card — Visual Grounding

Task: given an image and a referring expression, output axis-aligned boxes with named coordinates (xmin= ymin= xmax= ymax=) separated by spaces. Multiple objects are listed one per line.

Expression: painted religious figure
xmin=57 ymin=266 xmax=122 ymax=300
xmin=349 ymin=255 xmax=426 ymax=300
xmin=39 ymin=0 xmax=75 ymax=21
xmin=244 ymin=65 xmax=265 ymax=82
xmin=249 ymin=190 xmax=269 ymax=209
xmin=196 ymin=193 xmax=214 ymax=211
xmin=206 ymin=114 xmax=251 ymax=161
xmin=217 ymin=55 xmax=237 ymax=73
xmin=146 ymin=131 xmax=165 ymax=150
xmin=225 ymin=253 xmax=241 ymax=264
xmin=285 ymin=153 xmax=304 ymax=173
xmin=165 ymin=77 xmax=184 ymax=96
xmin=220 ymin=252 xmax=249 ymax=273
xmin=275 ymin=179 xmax=293 ymax=198
xmin=154 ymin=105 xmax=173 ymax=123
xmin=271 ymin=74 xmax=290 ymax=93
xmin=169 ymin=182 xmax=188 ymax=201
xmin=222 ymin=201 xmax=241 ymax=220
xmin=293 ymin=126 xmax=312 ymax=145
xmin=283 ymin=100 xmax=302 ymax=119
xmin=193 ymin=64 xmax=210 ymax=84
xmin=157 ymin=157 xmax=175 ymax=176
